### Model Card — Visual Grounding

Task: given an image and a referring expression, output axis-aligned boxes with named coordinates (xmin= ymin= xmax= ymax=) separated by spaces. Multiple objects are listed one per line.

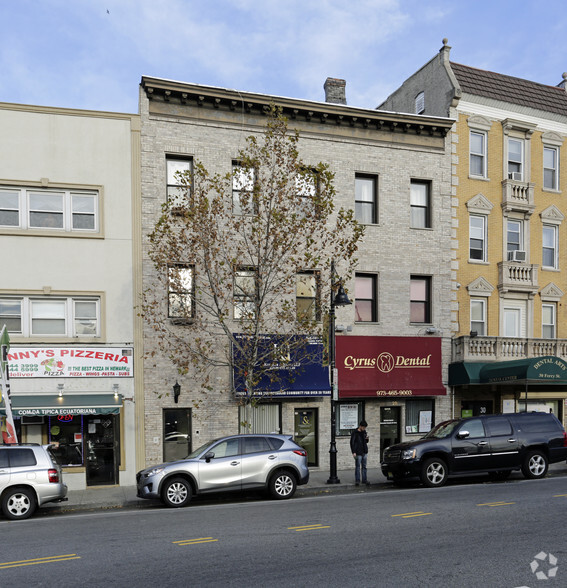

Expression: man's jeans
xmin=354 ymin=453 xmax=367 ymax=483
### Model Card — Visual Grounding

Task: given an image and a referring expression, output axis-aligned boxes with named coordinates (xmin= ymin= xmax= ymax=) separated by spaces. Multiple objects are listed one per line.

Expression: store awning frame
xmin=449 ymin=356 xmax=567 ymax=386
xmin=0 ymin=393 xmax=123 ymax=417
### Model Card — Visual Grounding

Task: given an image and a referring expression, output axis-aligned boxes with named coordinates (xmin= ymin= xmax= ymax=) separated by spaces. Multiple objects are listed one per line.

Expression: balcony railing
xmin=501 ymin=178 xmax=535 ymax=214
xmin=453 ymin=336 xmax=567 ymax=362
xmin=498 ymin=261 xmax=538 ymax=294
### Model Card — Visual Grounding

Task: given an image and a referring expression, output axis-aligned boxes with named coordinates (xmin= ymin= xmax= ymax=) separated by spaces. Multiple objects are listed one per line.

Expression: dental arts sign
xmin=6 ymin=347 xmax=133 ymax=378
xmin=336 ymin=336 xmax=446 ymax=397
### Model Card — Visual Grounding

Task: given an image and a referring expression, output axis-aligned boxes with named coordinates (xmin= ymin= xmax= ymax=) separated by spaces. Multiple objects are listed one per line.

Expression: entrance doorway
xmin=163 ymin=408 xmax=192 ymax=462
xmin=294 ymin=408 xmax=318 ymax=467
xmin=461 ymin=400 xmax=493 ymax=417
xmin=380 ymin=407 xmax=400 ymax=461
xmin=85 ymin=415 xmax=119 ymax=486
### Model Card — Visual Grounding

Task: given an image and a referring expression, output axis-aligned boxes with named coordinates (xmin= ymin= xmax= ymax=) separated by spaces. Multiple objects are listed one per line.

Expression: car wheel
xmin=1 ymin=487 xmax=37 ymax=520
xmin=269 ymin=470 xmax=297 ymax=499
xmin=161 ymin=477 xmax=192 ymax=508
xmin=420 ymin=457 xmax=448 ymax=488
xmin=522 ymin=450 xmax=548 ymax=479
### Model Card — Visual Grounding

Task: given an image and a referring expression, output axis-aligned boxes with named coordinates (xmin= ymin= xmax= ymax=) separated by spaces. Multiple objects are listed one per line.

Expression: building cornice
xmin=141 ymin=77 xmax=454 ymax=138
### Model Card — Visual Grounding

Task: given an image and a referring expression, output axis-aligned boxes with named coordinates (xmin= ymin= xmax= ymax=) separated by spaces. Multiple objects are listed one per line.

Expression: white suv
xmin=0 ymin=444 xmax=68 ymax=520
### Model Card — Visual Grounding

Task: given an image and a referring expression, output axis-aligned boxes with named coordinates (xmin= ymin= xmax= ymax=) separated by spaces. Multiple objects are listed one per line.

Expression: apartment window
xmin=470 ymin=131 xmax=487 ymax=177
xmin=0 ymin=296 xmax=100 ymax=337
xmin=542 ymin=303 xmax=556 ymax=338
xmin=507 ymin=138 xmax=524 ymax=180
xmin=234 ymin=268 xmax=257 ymax=319
xmin=410 ymin=276 xmax=431 ymax=323
xmin=296 ymin=272 xmax=321 ymax=322
xmin=168 ymin=264 xmax=195 ymax=319
xmin=295 ymin=171 xmax=318 ymax=218
xmin=410 ymin=181 xmax=431 ymax=229
xmin=355 ymin=174 xmax=377 ymax=224
xmin=232 ymin=163 xmax=255 ymax=215
xmin=543 ymin=146 xmax=559 ymax=190
xmin=470 ymin=299 xmax=486 ymax=336
xmin=469 ymin=215 xmax=486 ymax=261
xmin=166 ymin=157 xmax=192 ymax=208
xmin=355 ymin=274 xmax=377 ymax=322
xmin=542 ymin=225 xmax=557 ymax=269
xmin=415 ymin=92 xmax=425 ymax=115
xmin=506 ymin=219 xmax=523 ymax=252
xmin=0 ymin=188 xmax=98 ymax=232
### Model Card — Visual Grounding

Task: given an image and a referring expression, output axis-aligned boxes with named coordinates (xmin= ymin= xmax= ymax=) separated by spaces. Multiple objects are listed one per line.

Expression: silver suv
xmin=0 ymin=444 xmax=68 ymax=520
xmin=137 ymin=434 xmax=309 ymax=507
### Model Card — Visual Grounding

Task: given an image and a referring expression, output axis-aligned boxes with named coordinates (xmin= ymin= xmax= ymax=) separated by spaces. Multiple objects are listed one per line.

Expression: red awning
xmin=336 ymin=336 xmax=446 ymax=398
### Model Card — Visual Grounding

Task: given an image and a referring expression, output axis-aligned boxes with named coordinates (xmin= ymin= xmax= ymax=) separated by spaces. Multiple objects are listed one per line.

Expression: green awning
xmin=449 ymin=356 xmax=567 ymax=386
xmin=0 ymin=393 xmax=123 ymax=417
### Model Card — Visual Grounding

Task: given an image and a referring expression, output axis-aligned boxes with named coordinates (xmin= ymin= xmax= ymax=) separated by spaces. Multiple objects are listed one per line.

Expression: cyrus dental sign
xmin=6 ymin=347 xmax=133 ymax=378
xmin=336 ymin=336 xmax=445 ymax=397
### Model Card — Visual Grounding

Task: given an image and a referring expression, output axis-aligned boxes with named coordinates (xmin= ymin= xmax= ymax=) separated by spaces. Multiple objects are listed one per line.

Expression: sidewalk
xmin=44 ymin=462 xmax=567 ymax=514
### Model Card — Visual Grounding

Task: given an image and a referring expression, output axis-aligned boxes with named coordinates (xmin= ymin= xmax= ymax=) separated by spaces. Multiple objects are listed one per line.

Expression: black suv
xmin=381 ymin=412 xmax=567 ymax=487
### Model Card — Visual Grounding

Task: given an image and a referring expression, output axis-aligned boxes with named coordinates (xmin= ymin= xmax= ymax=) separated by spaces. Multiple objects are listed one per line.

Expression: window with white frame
xmin=470 ymin=299 xmax=486 ymax=336
xmin=410 ymin=180 xmax=431 ymax=229
xmin=415 ymin=92 xmax=425 ymax=115
xmin=0 ymin=188 xmax=98 ymax=232
xmin=232 ymin=163 xmax=255 ymax=215
xmin=543 ymin=146 xmax=559 ymax=190
xmin=506 ymin=219 xmax=523 ymax=253
xmin=234 ymin=267 xmax=257 ymax=319
xmin=296 ymin=271 xmax=321 ymax=322
xmin=507 ymin=138 xmax=524 ymax=180
xmin=470 ymin=131 xmax=487 ymax=178
xmin=0 ymin=296 xmax=100 ymax=337
xmin=168 ymin=264 xmax=195 ymax=319
xmin=469 ymin=215 xmax=486 ymax=261
xmin=542 ymin=303 xmax=556 ymax=338
xmin=295 ymin=170 xmax=318 ymax=218
xmin=166 ymin=157 xmax=192 ymax=208
xmin=542 ymin=224 xmax=558 ymax=269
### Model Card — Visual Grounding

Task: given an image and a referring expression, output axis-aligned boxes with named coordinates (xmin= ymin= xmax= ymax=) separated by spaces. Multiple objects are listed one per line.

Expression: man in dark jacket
xmin=350 ymin=420 xmax=369 ymax=486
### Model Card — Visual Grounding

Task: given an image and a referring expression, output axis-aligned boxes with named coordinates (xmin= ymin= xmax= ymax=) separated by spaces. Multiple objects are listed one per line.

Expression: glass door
xmin=85 ymin=415 xmax=119 ymax=486
xmin=380 ymin=407 xmax=400 ymax=461
xmin=294 ymin=408 xmax=318 ymax=467
xmin=163 ymin=409 xmax=191 ymax=462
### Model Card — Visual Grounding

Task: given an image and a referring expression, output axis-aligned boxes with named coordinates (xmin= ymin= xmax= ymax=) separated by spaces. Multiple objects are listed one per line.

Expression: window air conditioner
xmin=508 ymin=250 xmax=527 ymax=262
xmin=508 ymin=172 xmax=523 ymax=181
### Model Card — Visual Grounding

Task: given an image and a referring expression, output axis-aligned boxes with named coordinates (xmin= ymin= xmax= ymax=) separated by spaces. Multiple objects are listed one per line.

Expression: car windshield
xmin=422 ymin=420 xmax=460 ymax=439
xmin=185 ymin=438 xmax=222 ymax=460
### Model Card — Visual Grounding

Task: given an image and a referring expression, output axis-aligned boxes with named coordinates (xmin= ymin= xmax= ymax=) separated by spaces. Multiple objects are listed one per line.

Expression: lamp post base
xmin=326 ymin=475 xmax=341 ymax=484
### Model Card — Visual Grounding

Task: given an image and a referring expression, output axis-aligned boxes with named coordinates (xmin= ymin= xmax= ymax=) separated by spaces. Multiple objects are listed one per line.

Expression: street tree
xmin=142 ymin=108 xmax=364 ymax=404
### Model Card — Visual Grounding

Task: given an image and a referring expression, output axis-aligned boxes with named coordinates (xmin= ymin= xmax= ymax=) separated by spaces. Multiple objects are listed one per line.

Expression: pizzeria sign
xmin=6 ymin=347 xmax=133 ymax=378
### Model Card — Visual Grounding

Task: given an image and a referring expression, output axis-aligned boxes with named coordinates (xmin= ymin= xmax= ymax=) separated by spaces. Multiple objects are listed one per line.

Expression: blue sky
xmin=2 ymin=0 xmax=567 ymax=114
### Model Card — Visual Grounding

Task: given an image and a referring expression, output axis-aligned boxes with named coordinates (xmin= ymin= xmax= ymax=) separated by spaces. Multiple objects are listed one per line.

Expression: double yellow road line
xmin=0 ymin=554 xmax=81 ymax=569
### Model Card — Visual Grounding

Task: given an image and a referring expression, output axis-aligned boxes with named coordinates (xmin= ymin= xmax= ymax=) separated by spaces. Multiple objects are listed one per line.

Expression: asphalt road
xmin=1 ymin=475 xmax=566 ymax=588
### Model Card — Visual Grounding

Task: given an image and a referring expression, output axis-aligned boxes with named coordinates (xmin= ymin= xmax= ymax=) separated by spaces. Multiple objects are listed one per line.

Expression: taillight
xmin=48 ymin=469 xmax=60 ymax=483
xmin=293 ymin=450 xmax=307 ymax=457
xmin=563 ymin=432 xmax=567 ymax=447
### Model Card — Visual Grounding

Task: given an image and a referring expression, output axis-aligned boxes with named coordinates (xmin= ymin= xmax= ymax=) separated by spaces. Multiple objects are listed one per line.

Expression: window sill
xmin=542 ymin=188 xmax=561 ymax=195
xmin=169 ymin=318 xmax=195 ymax=325
xmin=409 ymin=226 xmax=433 ymax=231
xmin=468 ymin=259 xmax=489 ymax=265
xmin=468 ymin=175 xmax=490 ymax=182
xmin=541 ymin=266 xmax=559 ymax=272
xmin=0 ymin=228 xmax=104 ymax=239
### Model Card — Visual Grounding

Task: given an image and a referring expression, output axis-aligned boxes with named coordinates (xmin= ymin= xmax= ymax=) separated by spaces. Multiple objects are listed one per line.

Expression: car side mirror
xmin=204 ymin=451 xmax=215 ymax=463
xmin=457 ymin=430 xmax=470 ymax=439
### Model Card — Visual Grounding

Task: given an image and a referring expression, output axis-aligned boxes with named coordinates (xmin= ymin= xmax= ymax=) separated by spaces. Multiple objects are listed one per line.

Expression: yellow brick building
xmin=379 ymin=41 xmax=567 ymax=423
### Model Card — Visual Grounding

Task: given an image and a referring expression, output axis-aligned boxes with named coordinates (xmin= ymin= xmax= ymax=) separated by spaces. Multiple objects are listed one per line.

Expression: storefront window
xmin=49 ymin=416 xmax=84 ymax=465
xmin=405 ymin=399 xmax=434 ymax=434
xmin=336 ymin=401 xmax=364 ymax=436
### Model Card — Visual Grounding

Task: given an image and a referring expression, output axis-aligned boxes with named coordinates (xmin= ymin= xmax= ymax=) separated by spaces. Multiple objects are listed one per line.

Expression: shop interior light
xmin=57 ymin=383 xmax=64 ymax=398
xmin=113 ymin=383 xmax=120 ymax=399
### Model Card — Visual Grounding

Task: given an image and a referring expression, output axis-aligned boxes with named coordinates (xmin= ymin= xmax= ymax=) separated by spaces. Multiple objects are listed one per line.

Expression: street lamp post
xmin=327 ymin=260 xmax=351 ymax=485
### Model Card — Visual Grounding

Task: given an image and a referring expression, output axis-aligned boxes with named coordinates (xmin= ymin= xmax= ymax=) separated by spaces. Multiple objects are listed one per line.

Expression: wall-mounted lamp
xmin=57 ymin=383 xmax=64 ymax=397
xmin=113 ymin=383 xmax=120 ymax=399
xmin=173 ymin=381 xmax=181 ymax=404
xmin=425 ymin=327 xmax=440 ymax=335
xmin=469 ymin=330 xmax=478 ymax=338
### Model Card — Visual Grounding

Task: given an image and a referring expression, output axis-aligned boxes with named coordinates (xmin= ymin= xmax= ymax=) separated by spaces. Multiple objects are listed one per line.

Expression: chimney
xmin=324 ymin=78 xmax=347 ymax=105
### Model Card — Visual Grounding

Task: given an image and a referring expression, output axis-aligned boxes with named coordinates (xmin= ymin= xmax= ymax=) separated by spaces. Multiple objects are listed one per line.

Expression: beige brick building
xmin=379 ymin=40 xmax=567 ymax=424
xmin=139 ymin=77 xmax=454 ymax=473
